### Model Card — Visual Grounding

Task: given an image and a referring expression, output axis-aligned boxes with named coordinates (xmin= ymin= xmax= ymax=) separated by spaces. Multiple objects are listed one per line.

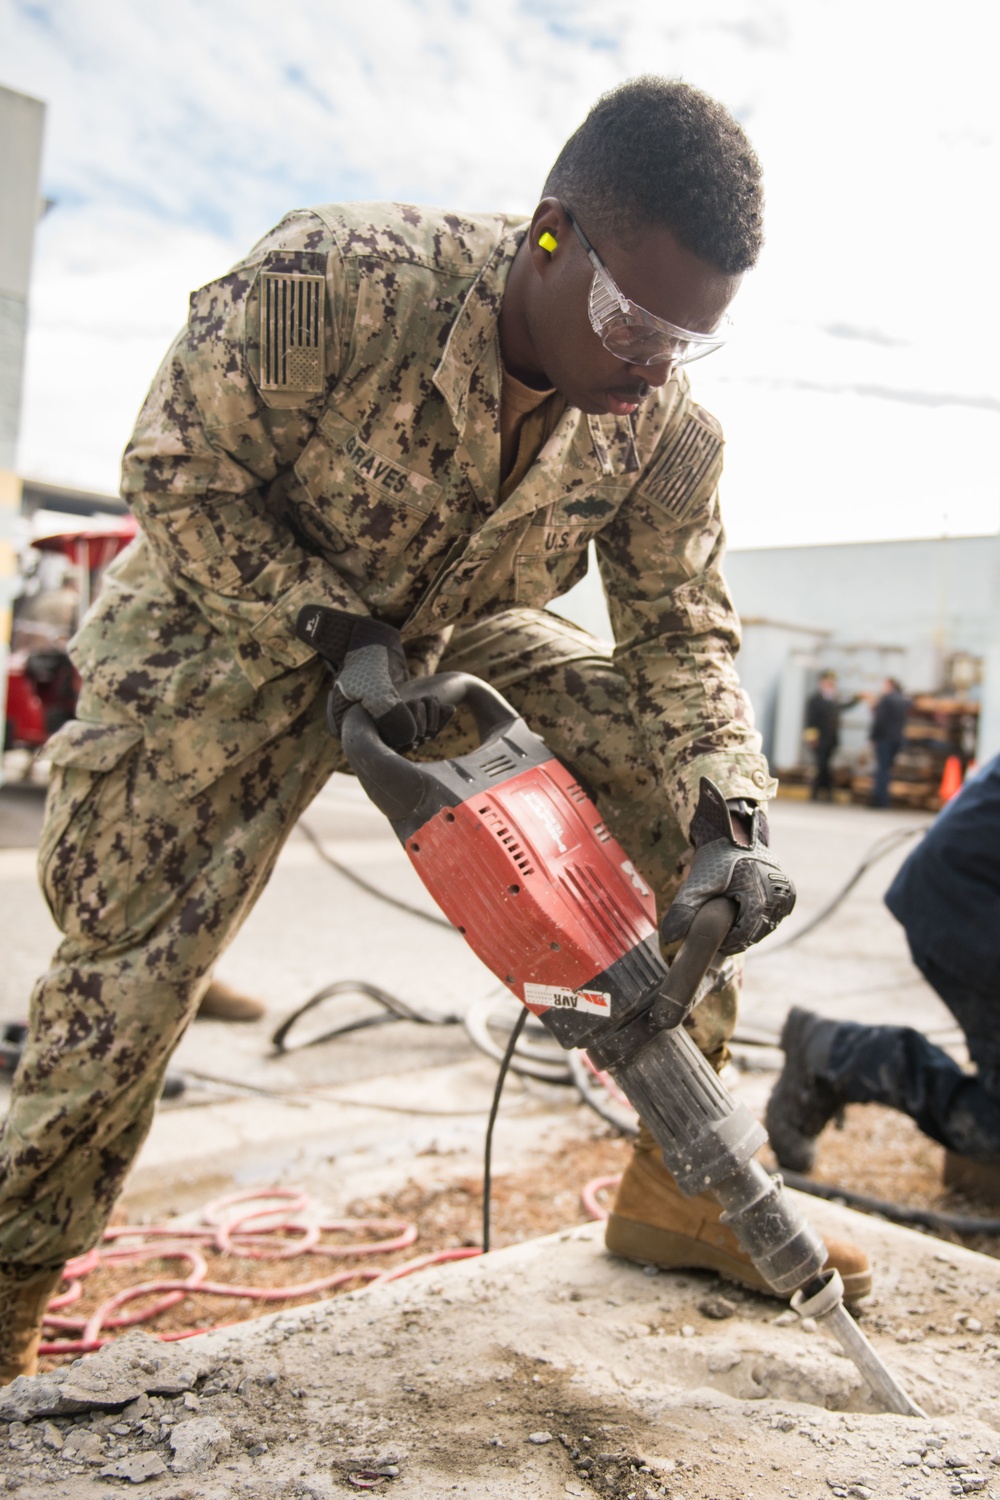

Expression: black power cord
xmin=482 ymin=1008 xmax=528 ymax=1253
xmin=271 ymin=979 xmax=460 ymax=1054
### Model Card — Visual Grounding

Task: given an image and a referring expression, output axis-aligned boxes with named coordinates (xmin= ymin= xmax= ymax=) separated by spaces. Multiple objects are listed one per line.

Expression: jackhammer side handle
xmin=650 ymin=896 xmax=737 ymax=1031
xmin=341 ymin=672 xmax=521 ymax=821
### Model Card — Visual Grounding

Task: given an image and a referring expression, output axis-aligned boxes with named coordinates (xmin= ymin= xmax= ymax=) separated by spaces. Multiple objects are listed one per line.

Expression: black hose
xmin=482 ymin=1008 xmax=528 ymax=1254
xmin=750 ymin=823 xmax=926 ymax=956
xmin=296 ymin=818 xmax=455 ymax=932
xmin=271 ymin=979 xmax=460 ymax=1055
xmin=776 ymin=1167 xmax=1000 ymax=1235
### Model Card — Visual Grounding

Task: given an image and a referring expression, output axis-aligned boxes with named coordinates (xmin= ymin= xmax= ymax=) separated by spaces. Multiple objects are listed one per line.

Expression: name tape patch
xmin=344 ymin=432 xmax=409 ymax=497
xmin=523 ymin=983 xmax=611 ymax=1017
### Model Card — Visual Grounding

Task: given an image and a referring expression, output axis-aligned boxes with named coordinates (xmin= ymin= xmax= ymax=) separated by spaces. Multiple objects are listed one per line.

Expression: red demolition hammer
xmin=341 ymin=672 xmax=924 ymax=1417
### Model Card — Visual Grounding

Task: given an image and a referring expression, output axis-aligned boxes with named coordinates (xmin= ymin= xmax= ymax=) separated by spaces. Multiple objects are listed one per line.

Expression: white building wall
xmin=557 ymin=533 xmax=997 ymax=764
xmin=724 ymin=536 xmax=995 ymax=688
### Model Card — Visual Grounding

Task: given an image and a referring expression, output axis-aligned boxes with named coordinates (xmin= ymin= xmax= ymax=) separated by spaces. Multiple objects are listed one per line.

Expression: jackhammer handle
xmin=348 ymin=671 xmax=517 ymax=744
xmin=650 ymin=895 xmax=738 ymax=1031
xmin=340 ymin=672 xmax=521 ymax=821
xmin=405 ymin=671 xmax=519 ymax=735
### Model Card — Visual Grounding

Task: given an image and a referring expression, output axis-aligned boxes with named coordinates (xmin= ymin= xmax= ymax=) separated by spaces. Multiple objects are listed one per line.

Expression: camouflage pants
xmin=0 ymin=607 xmax=737 ymax=1270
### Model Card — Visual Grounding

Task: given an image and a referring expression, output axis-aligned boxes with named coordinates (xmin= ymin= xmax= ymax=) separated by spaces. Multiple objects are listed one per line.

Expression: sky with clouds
xmin=2 ymin=0 xmax=998 ymax=549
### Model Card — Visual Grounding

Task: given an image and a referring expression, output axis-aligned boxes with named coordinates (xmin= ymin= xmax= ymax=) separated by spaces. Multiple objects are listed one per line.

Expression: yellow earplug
xmin=538 ymin=231 xmax=558 ymax=253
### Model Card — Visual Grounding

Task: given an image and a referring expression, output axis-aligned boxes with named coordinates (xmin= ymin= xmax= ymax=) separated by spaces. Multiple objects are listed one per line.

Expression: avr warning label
xmin=523 ymin=983 xmax=611 ymax=1016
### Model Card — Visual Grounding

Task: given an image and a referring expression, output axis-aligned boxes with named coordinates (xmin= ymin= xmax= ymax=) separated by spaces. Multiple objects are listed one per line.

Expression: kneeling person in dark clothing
xmin=768 ymin=753 xmax=1000 ymax=1171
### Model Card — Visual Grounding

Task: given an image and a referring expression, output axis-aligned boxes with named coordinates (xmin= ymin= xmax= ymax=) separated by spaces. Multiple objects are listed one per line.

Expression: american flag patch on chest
xmin=259 ymin=273 xmax=325 ymax=392
xmin=642 ymin=409 xmax=723 ymax=520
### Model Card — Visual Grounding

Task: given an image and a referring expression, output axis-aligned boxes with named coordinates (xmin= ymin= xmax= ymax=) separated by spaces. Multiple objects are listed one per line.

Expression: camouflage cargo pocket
xmin=38 ymin=721 xmax=143 ymax=939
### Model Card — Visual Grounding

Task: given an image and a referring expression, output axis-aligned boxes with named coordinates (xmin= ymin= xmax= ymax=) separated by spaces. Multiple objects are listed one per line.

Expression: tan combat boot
xmin=0 ymin=1264 xmax=65 ymax=1385
xmin=195 ymin=976 xmax=265 ymax=1022
xmin=605 ymin=1125 xmax=872 ymax=1303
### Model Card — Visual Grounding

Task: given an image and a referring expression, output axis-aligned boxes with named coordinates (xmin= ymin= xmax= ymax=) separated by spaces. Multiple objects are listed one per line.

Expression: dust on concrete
xmin=5 ymin=1208 xmax=1000 ymax=1499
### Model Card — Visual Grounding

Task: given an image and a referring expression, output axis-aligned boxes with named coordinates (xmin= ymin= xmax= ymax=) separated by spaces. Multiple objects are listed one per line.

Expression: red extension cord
xmin=40 ymin=1182 xmax=617 ymax=1357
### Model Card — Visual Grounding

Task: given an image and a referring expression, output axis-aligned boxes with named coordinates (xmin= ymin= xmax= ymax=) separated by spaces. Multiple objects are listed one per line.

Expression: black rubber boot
xmin=766 ymin=1007 xmax=846 ymax=1173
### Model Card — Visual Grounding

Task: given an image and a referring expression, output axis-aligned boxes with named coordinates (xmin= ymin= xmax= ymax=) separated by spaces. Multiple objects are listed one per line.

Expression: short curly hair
xmin=543 ymin=77 xmax=763 ymax=274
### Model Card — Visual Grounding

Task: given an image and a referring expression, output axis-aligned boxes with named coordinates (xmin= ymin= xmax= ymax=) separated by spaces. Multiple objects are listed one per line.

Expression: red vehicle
xmin=4 ymin=519 xmax=137 ymax=752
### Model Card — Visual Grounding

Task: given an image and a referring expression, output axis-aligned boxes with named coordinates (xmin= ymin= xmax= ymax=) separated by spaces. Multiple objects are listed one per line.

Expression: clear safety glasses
xmin=564 ymin=209 xmax=731 ymax=369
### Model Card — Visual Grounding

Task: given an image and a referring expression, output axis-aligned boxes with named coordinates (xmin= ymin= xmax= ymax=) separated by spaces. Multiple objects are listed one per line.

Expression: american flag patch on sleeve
xmin=641 ymin=408 xmax=723 ymax=521
xmin=259 ymin=272 xmax=325 ymax=393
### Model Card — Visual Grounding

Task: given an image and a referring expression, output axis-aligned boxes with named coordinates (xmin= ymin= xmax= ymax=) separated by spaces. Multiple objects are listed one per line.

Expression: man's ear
xmin=527 ymin=198 xmax=568 ymax=276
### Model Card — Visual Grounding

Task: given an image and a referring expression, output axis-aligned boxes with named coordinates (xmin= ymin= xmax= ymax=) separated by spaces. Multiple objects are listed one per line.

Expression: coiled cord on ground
xmin=39 ymin=1187 xmax=481 ymax=1358
xmin=270 ymin=979 xmax=460 ymax=1055
xmin=40 ymin=1172 xmax=620 ymax=1362
xmin=40 ymin=1163 xmax=1000 ymax=1364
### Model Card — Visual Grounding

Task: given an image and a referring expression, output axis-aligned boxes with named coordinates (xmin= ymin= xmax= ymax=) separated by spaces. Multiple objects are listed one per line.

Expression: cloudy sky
xmin=3 ymin=0 xmax=998 ymax=549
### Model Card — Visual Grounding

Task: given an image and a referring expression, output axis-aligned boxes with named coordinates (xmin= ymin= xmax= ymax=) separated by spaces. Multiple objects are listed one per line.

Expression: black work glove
xmin=659 ymin=777 xmax=796 ymax=956
xmin=295 ymin=605 xmax=455 ymax=751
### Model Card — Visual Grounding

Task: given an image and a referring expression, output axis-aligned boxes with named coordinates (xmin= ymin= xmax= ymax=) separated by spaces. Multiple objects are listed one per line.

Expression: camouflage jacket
xmin=72 ymin=202 xmax=775 ymax=824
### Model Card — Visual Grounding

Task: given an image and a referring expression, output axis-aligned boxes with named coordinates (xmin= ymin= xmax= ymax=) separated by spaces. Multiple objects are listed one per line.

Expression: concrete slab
xmin=3 ymin=1202 xmax=1000 ymax=1497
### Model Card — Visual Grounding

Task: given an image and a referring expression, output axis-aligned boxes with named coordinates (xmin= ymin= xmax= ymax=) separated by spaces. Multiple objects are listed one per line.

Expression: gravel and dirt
xmin=37 ymin=1105 xmax=1000 ymax=1353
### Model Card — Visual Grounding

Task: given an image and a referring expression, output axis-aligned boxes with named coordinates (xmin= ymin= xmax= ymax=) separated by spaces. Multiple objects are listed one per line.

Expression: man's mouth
xmin=605 ymin=382 xmax=649 ymax=417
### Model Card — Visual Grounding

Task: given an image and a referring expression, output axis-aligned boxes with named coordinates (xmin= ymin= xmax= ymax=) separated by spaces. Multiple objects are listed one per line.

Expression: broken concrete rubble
xmin=168 ymin=1414 xmax=231 ymax=1472
xmin=100 ymin=1451 xmax=168 ymax=1482
xmin=0 ymin=1331 xmax=215 ymax=1420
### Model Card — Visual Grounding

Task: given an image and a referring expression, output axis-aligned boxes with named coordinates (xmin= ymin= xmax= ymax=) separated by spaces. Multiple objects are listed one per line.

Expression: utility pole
xmin=976 ymin=526 xmax=1000 ymax=761
xmin=0 ymin=84 xmax=47 ymax=780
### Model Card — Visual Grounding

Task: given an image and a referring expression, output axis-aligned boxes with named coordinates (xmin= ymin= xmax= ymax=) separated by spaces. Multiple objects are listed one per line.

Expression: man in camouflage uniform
xmin=0 ymin=77 xmax=869 ymax=1382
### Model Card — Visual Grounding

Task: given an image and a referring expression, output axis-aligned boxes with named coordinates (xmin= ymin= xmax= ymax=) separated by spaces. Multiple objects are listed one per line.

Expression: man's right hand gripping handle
xmin=295 ymin=605 xmax=454 ymax=752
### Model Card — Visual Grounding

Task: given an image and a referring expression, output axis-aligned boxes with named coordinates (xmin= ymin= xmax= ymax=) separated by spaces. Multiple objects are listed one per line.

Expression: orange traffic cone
xmin=938 ymin=755 xmax=963 ymax=803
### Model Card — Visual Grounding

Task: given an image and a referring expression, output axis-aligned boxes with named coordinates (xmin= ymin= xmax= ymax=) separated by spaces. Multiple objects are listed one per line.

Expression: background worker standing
xmin=804 ymin=669 xmax=861 ymax=802
xmin=868 ymin=676 xmax=911 ymax=808
xmin=0 ymin=76 xmax=868 ymax=1384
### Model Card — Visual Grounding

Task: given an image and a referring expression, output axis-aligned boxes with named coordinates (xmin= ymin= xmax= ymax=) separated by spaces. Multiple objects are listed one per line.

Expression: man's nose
xmin=624 ymin=358 xmax=675 ymax=388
